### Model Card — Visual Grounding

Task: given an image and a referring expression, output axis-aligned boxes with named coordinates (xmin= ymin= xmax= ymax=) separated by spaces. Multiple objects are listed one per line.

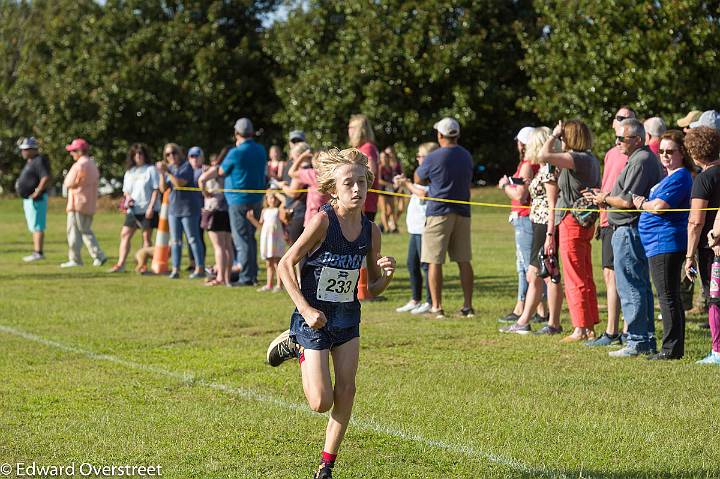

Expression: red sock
xmin=321 ymin=451 xmax=337 ymax=466
xmin=298 ymin=351 xmax=305 ymax=365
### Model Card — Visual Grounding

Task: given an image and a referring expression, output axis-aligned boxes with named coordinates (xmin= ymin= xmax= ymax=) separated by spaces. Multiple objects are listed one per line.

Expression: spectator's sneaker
xmin=60 ymin=260 xmax=82 ymax=268
xmin=427 ymin=307 xmax=445 ymax=319
xmin=531 ymin=313 xmax=549 ymax=324
xmin=460 ymin=307 xmax=475 ymax=318
xmin=584 ymin=332 xmax=622 ymax=347
xmin=266 ymin=330 xmax=298 ymax=367
xmin=646 ymin=352 xmax=681 ymax=361
xmin=410 ymin=302 xmax=431 ymax=314
xmin=257 ymin=285 xmax=272 ymax=292
xmin=168 ymin=271 xmax=180 ymax=279
xmin=696 ymin=351 xmax=720 ymax=365
xmin=499 ymin=322 xmax=532 ymax=334
xmin=108 ymin=264 xmax=125 ymax=273
xmin=396 ymin=300 xmax=420 ymax=313
xmin=272 ymin=286 xmax=283 ymax=293
xmin=189 ymin=271 xmax=206 ymax=279
xmin=608 ymin=346 xmax=640 ymax=358
xmin=92 ymin=257 xmax=108 ymax=267
xmin=23 ymin=252 xmax=45 ymax=262
xmin=533 ymin=325 xmax=563 ymax=335
xmin=313 ymin=463 xmax=333 ymax=479
xmin=498 ymin=312 xmax=520 ymax=323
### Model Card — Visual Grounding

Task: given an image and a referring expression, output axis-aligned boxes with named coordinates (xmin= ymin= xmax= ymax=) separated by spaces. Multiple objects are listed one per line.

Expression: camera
xmin=538 ymin=251 xmax=561 ymax=284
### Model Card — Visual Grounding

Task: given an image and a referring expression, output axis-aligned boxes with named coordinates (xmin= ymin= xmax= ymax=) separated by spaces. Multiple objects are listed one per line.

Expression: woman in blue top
xmin=633 ymin=130 xmax=693 ymax=359
xmin=266 ymin=148 xmax=396 ymax=479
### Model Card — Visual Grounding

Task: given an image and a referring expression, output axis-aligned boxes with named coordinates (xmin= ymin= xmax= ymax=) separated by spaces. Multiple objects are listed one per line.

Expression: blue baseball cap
xmin=188 ymin=146 xmax=203 ymax=157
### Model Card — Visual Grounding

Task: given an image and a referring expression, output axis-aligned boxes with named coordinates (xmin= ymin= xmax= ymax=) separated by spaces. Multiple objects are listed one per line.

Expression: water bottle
xmin=710 ymin=256 xmax=720 ymax=299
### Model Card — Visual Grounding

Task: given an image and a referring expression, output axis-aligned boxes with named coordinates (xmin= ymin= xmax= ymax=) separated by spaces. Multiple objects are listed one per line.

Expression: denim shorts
xmin=289 ymin=310 xmax=360 ymax=351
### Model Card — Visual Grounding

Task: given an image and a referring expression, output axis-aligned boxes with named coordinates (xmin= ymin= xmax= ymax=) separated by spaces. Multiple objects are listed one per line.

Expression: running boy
xmin=266 ymin=147 xmax=396 ymax=479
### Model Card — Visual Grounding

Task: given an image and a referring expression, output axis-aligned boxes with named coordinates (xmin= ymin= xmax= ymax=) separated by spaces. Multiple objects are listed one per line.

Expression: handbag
xmin=200 ymin=209 xmax=214 ymax=230
xmin=571 ymin=195 xmax=599 ymax=228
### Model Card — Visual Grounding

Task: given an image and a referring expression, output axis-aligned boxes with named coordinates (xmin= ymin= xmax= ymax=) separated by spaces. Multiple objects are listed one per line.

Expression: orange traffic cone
xmin=357 ymin=266 xmax=372 ymax=300
xmin=151 ymin=189 xmax=171 ymax=274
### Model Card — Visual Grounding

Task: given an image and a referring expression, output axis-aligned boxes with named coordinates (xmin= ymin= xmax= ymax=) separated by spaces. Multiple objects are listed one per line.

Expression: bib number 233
xmin=317 ymin=267 xmax=359 ymax=303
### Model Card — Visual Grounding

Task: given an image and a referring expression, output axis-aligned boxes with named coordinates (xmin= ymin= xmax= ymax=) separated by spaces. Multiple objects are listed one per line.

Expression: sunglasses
xmin=165 ymin=151 xmax=179 ymax=157
xmin=658 ymin=149 xmax=677 ymax=155
xmin=616 ymin=135 xmax=638 ymax=143
xmin=615 ymin=115 xmax=628 ymax=122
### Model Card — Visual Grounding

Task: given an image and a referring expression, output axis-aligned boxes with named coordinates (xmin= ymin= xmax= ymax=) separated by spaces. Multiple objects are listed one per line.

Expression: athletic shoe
xmin=533 ymin=325 xmax=563 ymax=335
xmin=168 ymin=271 xmax=180 ymax=279
xmin=460 ymin=307 xmax=475 ymax=318
xmin=499 ymin=322 xmax=531 ymax=334
xmin=498 ymin=312 xmax=520 ymax=323
xmin=92 ymin=257 xmax=108 ymax=267
xmin=60 ymin=260 xmax=82 ymax=268
xmin=313 ymin=463 xmax=333 ymax=479
xmin=608 ymin=346 xmax=640 ymax=358
xmin=696 ymin=351 xmax=720 ymax=365
xmin=108 ymin=264 xmax=125 ymax=273
xmin=584 ymin=332 xmax=622 ymax=347
xmin=272 ymin=286 xmax=283 ymax=293
xmin=646 ymin=352 xmax=681 ymax=361
xmin=266 ymin=330 xmax=298 ymax=367
xmin=396 ymin=300 xmax=420 ymax=313
xmin=22 ymin=252 xmax=45 ymax=262
xmin=257 ymin=285 xmax=272 ymax=292
xmin=427 ymin=307 xmax=445 ymax=319
xmin=410 ymin=302 xmax=431 ymax=314
xmin=531 ymin=313 xmax=549 ymax=324
xmin=189 ymin=271 xmax=206 ymax=279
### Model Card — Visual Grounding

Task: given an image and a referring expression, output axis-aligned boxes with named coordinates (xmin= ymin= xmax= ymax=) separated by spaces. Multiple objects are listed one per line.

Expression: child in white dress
xmin=249 ymin=191 xmax=287 ymax=292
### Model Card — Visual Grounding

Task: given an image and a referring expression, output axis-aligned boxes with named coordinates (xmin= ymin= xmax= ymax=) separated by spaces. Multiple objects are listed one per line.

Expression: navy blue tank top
xmin=298 ymin=203 xmax=372 ymax=328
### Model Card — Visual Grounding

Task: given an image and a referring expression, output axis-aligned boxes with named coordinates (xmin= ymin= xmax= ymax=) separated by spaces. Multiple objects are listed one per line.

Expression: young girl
xmin=266 ymin=148 xmax=396 ymax=479
xmin=248 ymin=191 xmax=287 ymax=292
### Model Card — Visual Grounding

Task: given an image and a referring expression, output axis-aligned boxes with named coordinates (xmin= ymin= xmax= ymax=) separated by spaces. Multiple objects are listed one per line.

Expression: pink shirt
xmin=648 ymin=138 xmax=660 ymax=156
xmin=600 ymin=146 xmax=628 ymax=227
xmin=297 ymin=168 xmax=330 ymax=227
xmin=64 ymin=156 xmax=100 ymax=215
xmin=357 ymin=142 xmax=379 ymax=213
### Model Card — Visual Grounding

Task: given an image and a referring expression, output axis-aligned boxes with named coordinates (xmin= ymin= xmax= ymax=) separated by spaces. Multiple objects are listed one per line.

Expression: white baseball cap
xmin=433 ymin=117 xmax=460 ymax=137
xmin=515 ymin=126 xmax=535 ymax=145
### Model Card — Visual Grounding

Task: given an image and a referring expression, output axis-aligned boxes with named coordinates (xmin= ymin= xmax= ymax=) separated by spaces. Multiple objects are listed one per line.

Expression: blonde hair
xmin=163 ymin=143 xmax=185 ymax=162
xmin=290 ymin=142 xmax=311 ymax=159
xmin=418 ymin=142 xmax=439 ymax=157
xmin=264 ymin=190 xmax=284 ymax=207
xmin=348 ymin=114 xmax=376 ymax=147
xmin=315 ymin=148 xmax=375 ymax=203
xmin=525 ymin=127 xmax=553 ymax=164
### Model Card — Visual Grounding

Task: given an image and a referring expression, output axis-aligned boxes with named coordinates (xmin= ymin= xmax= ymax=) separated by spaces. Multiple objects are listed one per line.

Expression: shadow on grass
xmin=518 ymin=469 xmax=720 ymax=479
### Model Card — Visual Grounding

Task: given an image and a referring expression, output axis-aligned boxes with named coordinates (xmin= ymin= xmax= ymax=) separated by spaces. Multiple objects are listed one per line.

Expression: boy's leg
xmin=323 ymin=337 xmax=360 ymax=454
xmin=301 ymin=348 xmax=334 ymax=413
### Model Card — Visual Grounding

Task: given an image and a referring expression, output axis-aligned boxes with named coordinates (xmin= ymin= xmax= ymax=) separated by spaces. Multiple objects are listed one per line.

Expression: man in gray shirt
xmin=591 ymin=118 xmax=663 ymax=356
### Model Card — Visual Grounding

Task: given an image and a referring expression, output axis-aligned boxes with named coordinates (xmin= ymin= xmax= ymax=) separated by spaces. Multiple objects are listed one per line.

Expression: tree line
xmin=1 ymin=0 xmax=719 ymax=192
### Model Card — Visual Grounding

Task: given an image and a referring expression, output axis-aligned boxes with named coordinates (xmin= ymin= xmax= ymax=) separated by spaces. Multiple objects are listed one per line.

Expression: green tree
xmin=519 ymin=0 xmax=720 ymax=151
xmin=266 ymin=0 xmax=536 ymax=176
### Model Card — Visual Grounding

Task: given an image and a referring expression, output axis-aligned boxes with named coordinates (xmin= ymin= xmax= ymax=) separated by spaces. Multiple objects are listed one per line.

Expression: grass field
xmin=1 ymin=189 xmax=718 ymax=479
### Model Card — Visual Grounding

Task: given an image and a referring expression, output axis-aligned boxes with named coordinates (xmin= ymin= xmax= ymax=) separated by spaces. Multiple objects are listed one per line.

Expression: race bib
xmin=316 ymin=267 xmax=359 ymax=303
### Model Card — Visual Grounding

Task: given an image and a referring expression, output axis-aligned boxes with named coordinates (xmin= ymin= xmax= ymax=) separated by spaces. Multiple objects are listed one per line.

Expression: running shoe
xmin=108 ymin=264 xmax=126 ymax=273
xmin=60 ymin=260 xmax=82 ymax=268
xmin=460 ymin=307 xmax=475 ymax=318
xmin=497 ymin=312 xmax=520 ymax=323
xmin=427 ymin=307 xmax=445 ymax=319
xmin=696 ymin=351 xmax=720 ymax=365
xmin=499 ymin=322 xmax=532 ymax=334
xmin=584 ymin=332 xmax=622 ymax=347
xmin=531 ymin=313 xmax=549 ymax=324
xmin=313 ymin=463 xmax=333 ymax=479
xmin=92 ymin=257 xmax=108 ymax=267
xmin=22 ymin=252 xmax=45 ymax=262
xmin=533 ymin=325 xmax=563 ymax=335
xmin=410 ymin=302 xmax=431 ymax=314
xmin=266 ymin=330 xmax=298 ymax=367
xmin=396 ymin=300 xmax=420 ymax=313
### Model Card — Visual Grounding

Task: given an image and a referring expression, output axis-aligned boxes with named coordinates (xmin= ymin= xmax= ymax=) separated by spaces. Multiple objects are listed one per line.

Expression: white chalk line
xmin=0 ymin=324 xmax=570 ymax=478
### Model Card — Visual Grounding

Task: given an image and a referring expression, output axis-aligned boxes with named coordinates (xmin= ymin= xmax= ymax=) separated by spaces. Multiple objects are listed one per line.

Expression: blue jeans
xmin=169 ymin=214 xmax=204 ymax=270
xmin=612 ymin=225 xmax=656 ymax=350
xmin=512 ymin=215 xmax=533 ymax=301
xmin=229 ymin=202 xmax=262 ymax=283
xmin=407 ymin=234 xmax=431 ymax=303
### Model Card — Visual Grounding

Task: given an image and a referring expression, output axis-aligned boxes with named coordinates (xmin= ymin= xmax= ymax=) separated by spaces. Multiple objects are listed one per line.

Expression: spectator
xmin=61 ymin=138 xmax=107 ymax=268
xmin=386 ymin=145 xmax=406 ymax=228
xmin=377 ymin=149 xmax=397 ymax=233
xmin=643 ymin=117 xmax=667 ymax=156
xmin=416 ymin=117 xmax=475 ymax=318
xmin=15 ymin=137 xmax=50 ymax=262
xmin=285 ymin=146 xmax=330 ymax=227
xmin=586 ymin=106 xmax=634 ymax=347
xmin=280 ymin=142 xmax=311 ymax=245
xmin=219 ymin=118 xmax=268 ymax=286
xmin=186 ymin=146 xmax=206 ymax=272
xmin=689 ymin=110 xmax=720 ymax=130
xmin=632 ymin=130 xmax=693 ymax=360
xmin=348 ymin=114 xmax=379 ymax=222
xmin=500 ymin=127 xmax=562 ymax=335
xmin=157 ymin=143 xmax=205 ymax=279
xmin=109 ymin=143 xmax=160 ymax=273
xmin=540 ymin=120 xmax=601 ymax=342
xmin=393 ymin=142 xmax=438 ymax=315
xmin=591 ymin=118 xmax=663 ymax=356
xmin=198 ymin=148 xmax=233 ymax=286
xmin=684 ymin=127 xmax=720 ymax=328
xmin=267 ymin=145 xmax=286 ymax=182
xmin=247 ymin=191 xmax=287 ymax=292
xmin=677 ymin=110 xmax=702 ymax=134
xmin=498 ymin=126 xmax=546 ymax=324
